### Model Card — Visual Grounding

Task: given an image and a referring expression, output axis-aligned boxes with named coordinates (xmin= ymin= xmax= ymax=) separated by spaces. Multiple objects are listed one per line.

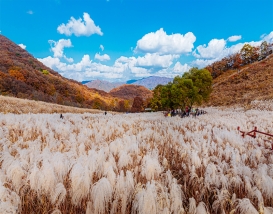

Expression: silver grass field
xmin=1 ymin=103 xmax=273 ymax=214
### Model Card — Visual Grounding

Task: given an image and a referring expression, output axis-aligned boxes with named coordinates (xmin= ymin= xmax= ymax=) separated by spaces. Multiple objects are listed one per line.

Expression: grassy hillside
xmin=0 ymin=95 xmax=107 ymax=114
xmin=208 ymin=54 xmax=273 ymax=106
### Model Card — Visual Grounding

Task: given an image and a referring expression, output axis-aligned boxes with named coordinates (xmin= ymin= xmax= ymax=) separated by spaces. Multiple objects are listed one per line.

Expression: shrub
xmin=42 ymin=69 xmax=49 ymax=75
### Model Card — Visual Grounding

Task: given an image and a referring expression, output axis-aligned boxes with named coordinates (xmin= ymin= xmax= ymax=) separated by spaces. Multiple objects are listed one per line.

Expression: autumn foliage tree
xmin=131 ymin=96 xmax=144 ymax=113
xmin=118 ymin=100 xmax=126 ymax=112
xmin=260 ymin=41 xmax=269 ymax=60
xmin=8 ymin=67 xmax=26 ymax=82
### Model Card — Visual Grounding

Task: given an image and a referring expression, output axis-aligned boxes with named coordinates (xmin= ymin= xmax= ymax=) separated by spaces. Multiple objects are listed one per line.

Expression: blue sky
xmin=1 ymin=0 xmax=273 ymax=82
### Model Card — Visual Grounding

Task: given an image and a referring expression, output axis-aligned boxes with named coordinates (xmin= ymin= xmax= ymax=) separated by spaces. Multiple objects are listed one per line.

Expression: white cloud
xmin=135 ymin=28 xmax=196 ymax=55
xmin=261 ymin=31 xmax=273 ymax=43
xmin=64 ymin=56 xmax=74 ymax=63
xmin=192 ymin=41 xmax=244 ymax=67
xmin=18 ymin=44 xmax=26 ymax=49
xmin=192 ymin=58 xmax=218 ymax=68
xmin=95 ymin=53 xmax=110 ymax=61
xmin=99 ymin=45 xmax=104 ymax=51
xmin=192 ymin=39 xmax=265 ymax=68
xmin=38 ymin=55 xmax=92 ymax=74
xmin=27 ymin=10 xmax=33 ymax=15
xmin=57 ymin=12 xmax=103 ymax=37
xmin=228 ymin=35 xmax=242 ymax=42
xmin=65 ymin=55 xmax=92 ymax=71
xmin=173 ymin=62 xmax=191 ymax=74
xmin=38 ymin=52 xmax=181 ymax=81
xmin=39 ymin=31 xmax=273 ymax=82
xmin=135 ymin=53 xmax=179 ymax=68
xmin=48 ymin=39 xmax=73 ymax=62
xmin=194 ymin=39 xmax=226 ymax=59
xmin=38 ymin=56 xmax=64 ymax=69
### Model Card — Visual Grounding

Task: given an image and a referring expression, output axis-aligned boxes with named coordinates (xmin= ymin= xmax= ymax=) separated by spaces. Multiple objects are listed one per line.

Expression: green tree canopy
xmin=183 ymin=67 xmax=213 ymax=102
xmin=150 ymin=67 xmax=212 ymax=111
xmin=150 ymin=84 xmax=163 ymax=111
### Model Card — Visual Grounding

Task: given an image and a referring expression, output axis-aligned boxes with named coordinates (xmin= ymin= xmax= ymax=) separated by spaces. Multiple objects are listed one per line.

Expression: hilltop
xmin=208 ymin=54 xmax=273 ymax=106
xmin=0 ymin=35 xmax=118 ymax=110
xmin=109 ymin=84 xmax=153 ymax=101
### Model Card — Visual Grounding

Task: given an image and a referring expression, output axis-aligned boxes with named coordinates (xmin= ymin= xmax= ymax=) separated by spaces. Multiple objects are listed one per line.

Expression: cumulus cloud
xmin=95 ymin=53 xmax=110 ymax=61
xmin=194 ymin=38 xmax=264 ymax=63
xmin=18 ymin=44 xmax=26 ymax=49
xmin=38 ymin=56 xmax=63 ymax=69
xmin=40 ymin=30 xmax=273 ymax=81
xmin=39 ymin=54 xmax=123 ymax=81
xmin=194 ymin=39 xmax=226 ymax=59
xmin=192 ymin=58 xmax=218 ymax=68
xmin=192 ymin=38 xmax=239 ymax=67
xmin=38 ymin=55 xmax=92 ymax=73
xmin=135 ymin=53 xmax=179 ymax=68
xmin=48 ymin=39 xmax=73 ymax=62
xmin=38 ymin=52 xmax=183 ymax=81
xmin=27 ymin=10 xmax=33 ymax=15
xmin=173 ymin=62 xmax=191 ymax=74
xmin=261 ymin=31 xmax=273 ymax=43
xmin=228 ymin=35 xmax=242 ymax=42
xmin=192 ymin=40 xmax=245 ymax=67
xmin=135 ymin=28 xmax=196 ymax=55
xmin=57 ymin=12 xmax=103 ymax=37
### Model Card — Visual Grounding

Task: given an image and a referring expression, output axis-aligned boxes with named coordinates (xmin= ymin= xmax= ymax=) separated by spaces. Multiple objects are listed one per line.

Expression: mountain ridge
xmin=84 ymin=76 xmax=173 ymax=92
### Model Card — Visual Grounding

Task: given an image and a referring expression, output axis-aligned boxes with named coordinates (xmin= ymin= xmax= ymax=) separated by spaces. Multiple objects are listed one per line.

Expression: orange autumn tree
xmin=8 ymin=66 xmax=26 ymax=82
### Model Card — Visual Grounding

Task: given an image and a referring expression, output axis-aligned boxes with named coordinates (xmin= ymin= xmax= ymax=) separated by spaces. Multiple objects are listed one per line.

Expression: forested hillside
xmin=206 ymin=42 xmax=273 ymax=106
xmin=206 ymin=42 xmax=273 ymax=78
xmin=109 ymin=84 xmax=153 ymax=101
xmin=0 ymin=35 xmax=116 ymax=110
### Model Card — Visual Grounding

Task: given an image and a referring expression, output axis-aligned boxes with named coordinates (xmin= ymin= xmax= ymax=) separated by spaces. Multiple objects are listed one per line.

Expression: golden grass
xmin=0 ymin=95 xmax=108 ymax=114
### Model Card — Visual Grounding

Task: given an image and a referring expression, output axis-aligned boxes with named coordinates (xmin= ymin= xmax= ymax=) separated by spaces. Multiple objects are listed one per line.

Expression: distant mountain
xmin=109 ymin=84 xmax=153 ymax=101
xmin=84 ymin=76 xmax=173 ymax=92
xmin=85 ymin=80 xmax=124 ymax=92
xmin=132 ymin=76 xmax=173 ymax=89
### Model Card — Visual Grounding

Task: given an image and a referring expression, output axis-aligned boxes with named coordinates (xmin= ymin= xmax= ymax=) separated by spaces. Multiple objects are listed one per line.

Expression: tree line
xmin=150 ymin=68 xmax=213 ymax=111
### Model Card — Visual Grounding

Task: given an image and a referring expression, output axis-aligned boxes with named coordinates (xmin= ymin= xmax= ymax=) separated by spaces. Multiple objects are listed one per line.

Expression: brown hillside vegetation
xmin=109 ymin=84 xmax=153 ymax=101
xmin=0 ymin=35 xmax=119 ymax=110
xmin=208 ymin=54 xmax=273 ymax=106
